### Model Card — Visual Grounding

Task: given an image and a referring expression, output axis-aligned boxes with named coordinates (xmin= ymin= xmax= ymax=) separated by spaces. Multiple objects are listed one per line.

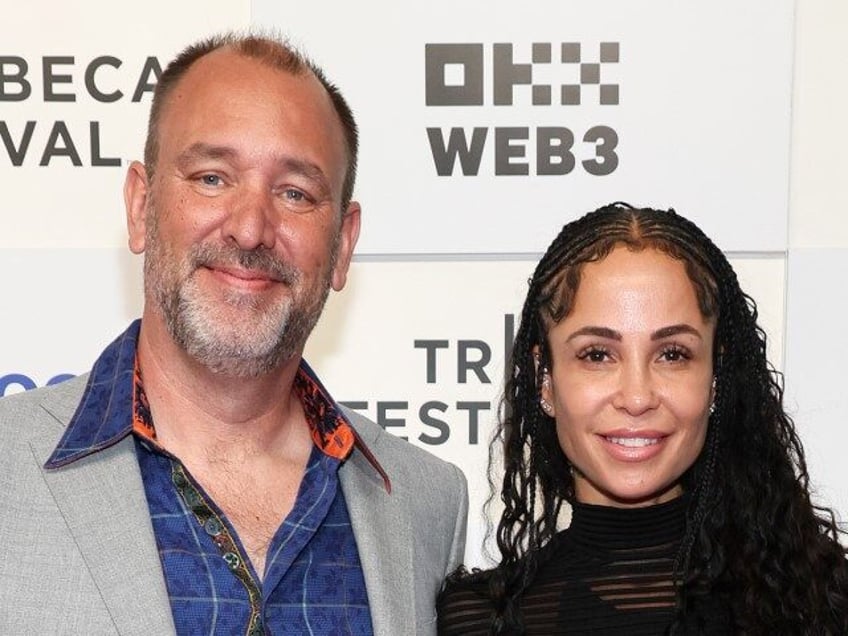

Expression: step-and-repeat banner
xmin=2 ymin=0 xmax=823 ymax=566
xmin=254 ymin=0 xmax=793 ymax=255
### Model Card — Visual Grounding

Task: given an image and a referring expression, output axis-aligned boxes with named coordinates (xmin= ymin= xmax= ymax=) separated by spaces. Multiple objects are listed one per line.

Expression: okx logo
xmin=424 ymin=42 xmax=620 ymax=177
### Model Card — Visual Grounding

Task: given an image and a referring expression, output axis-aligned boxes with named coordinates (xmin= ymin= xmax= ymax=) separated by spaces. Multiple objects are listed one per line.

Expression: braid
xmin=481 ymin=202 xmax=847 ymax=634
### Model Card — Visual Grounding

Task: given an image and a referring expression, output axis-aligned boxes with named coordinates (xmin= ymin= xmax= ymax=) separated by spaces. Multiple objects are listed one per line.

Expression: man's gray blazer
xmin=0 ymin=374 xmax=468 ymax=635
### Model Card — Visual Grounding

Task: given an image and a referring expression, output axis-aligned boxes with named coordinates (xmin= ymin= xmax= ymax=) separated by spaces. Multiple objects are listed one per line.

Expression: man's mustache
xmin=189 ymin=244 xmax=301 ymax=286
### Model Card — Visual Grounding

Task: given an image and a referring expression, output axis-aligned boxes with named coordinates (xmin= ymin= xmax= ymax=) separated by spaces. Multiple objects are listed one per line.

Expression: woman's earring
xmin=540 ymin=370 xmax=553 ymax=415
xmin=709 ymin=377 xmax=717 ymax=414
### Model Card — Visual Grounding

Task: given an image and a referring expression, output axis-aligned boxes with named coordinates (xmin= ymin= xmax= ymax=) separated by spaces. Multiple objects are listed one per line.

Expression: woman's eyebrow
xmin=651 ymin=324 xmax=702 ymax=341
xmin=566 ymin=326 xmax=622 ymax=342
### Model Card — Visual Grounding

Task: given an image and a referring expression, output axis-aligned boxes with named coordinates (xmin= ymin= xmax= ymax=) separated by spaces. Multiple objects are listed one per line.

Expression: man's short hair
xmin=144 ymin=32 xmax=359 ymax=210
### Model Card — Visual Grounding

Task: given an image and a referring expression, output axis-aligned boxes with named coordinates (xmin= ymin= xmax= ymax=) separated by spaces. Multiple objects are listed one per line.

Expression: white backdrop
xmin=253 ymin=1 xmax=793 ymax=254
xmin=1 ymin=0 xmax=845 ymax=569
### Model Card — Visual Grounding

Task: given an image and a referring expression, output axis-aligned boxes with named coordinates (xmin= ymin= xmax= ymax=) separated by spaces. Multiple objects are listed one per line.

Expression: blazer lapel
xmin=340 ymin=449 xmax=415 ymax=636
xmin=30 ymin=405 xmax=175 ymax=636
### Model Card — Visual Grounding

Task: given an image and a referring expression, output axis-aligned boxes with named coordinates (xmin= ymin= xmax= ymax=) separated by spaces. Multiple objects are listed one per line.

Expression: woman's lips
xmin=598 ymin=430 xmax=669 ymax=462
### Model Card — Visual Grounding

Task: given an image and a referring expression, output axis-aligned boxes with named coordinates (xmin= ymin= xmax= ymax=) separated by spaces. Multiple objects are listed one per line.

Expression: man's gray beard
xmin=144 ymin=222 xmax=337 ymax=378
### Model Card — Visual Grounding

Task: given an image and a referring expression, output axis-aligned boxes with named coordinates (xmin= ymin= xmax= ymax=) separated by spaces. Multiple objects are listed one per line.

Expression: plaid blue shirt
xmin=46 ymin=321 xmax=380 ymax=635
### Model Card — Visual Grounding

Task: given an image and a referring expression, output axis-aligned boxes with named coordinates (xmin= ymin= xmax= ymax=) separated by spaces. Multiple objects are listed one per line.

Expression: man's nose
xmin=222 ymin=185 xmax=277 ymax=251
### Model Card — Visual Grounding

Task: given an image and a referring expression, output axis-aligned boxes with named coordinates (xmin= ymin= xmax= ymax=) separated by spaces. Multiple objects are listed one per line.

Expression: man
xmin=0 ymin=33 xmax=467 ymax=635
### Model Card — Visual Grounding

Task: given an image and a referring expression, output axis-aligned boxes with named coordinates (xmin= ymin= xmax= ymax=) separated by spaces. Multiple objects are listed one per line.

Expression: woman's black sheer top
xmin=437 ymin=496 xmax=730 ymax=635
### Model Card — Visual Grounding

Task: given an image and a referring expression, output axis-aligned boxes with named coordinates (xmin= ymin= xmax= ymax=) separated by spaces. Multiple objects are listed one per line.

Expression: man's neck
xmin=134 ymin=315 xmax=310 ymax=466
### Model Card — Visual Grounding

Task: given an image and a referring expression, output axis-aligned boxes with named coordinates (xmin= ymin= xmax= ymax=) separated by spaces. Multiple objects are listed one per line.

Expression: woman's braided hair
xmin=485 ymin=202 xmax=848 ymax=634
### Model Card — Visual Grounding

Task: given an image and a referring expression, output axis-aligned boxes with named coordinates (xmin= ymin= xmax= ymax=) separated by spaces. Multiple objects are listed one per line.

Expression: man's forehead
xmin=171 ymin=47 xmax=310 ymax=97
xmin=158 ymin=51 xmax=337 ymax=138
xmin=153 ymin=49 xmax=333 ymax=145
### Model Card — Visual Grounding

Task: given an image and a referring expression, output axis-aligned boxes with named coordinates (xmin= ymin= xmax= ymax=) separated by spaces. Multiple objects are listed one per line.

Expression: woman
xmin=437 ymin=203 xmax=848 ymax=634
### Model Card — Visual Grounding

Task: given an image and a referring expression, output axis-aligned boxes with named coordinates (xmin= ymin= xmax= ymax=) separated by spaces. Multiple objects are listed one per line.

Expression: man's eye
xmin=284 ymin=189 xmax=306 ymax=202
xmin=200 ymin=174 xmax=222 ymax=186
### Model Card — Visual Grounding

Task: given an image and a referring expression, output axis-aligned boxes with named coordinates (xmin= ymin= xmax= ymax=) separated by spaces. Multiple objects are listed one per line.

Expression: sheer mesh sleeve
xmin=437 ymin=573 xmax=494 ymax=636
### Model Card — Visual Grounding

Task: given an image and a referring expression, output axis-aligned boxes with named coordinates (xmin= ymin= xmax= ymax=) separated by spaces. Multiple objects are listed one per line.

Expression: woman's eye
xmin=578 ymin=348 xmax=609 ymax=363
xmin=660 ymin=346 xmax=690 ymax=362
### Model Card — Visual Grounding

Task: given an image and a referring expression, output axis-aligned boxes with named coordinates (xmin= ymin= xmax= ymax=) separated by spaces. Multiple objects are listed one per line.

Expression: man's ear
xmin=330 ymin=200 xmax=362 ymax=292
xmin=124 ymin=161 xmax=149 ymax=254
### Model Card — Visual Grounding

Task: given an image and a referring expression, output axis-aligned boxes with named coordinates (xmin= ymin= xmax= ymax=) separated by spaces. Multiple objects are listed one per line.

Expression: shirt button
xmin=204 ymin=518 xmax=222 ymax=536
xmin=183 ymin=490 xmax=201 ymax=508
xmin=248 ymin=621 xmax=264 ymax=636
xmin=223 ymin=552 xmax=240 ymax=570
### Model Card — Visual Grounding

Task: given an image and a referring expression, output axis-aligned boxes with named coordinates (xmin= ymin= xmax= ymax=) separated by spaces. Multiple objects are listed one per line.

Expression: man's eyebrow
xmin=651 ymin=324 xmax=703 ymax=341
xmin=280 ymin=157 xmax=330 ymax=188
xmin=174 ymin=144 xmax=332 ymax=190
xmin=175 ymin=143 xmax=238 ymax=168
xmin=566 ymin=326 xmax=622 ymax=342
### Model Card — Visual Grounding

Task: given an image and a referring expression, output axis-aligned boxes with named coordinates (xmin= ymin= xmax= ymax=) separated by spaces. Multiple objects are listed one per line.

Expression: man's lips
xmin=211 ymin=264 xmax=279 ymax=281
xmin=202 ymin=264 xmax=284 ymax=289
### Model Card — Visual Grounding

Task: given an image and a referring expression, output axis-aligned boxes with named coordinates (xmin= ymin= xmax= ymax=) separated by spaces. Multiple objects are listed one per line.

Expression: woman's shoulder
xmin=437 ymin=566 xmax=498 ymax=635
xmin=440 ymin=564 xmax=495 ymax=595
xmin=441 ymin=531 xmax=571 ymax=596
